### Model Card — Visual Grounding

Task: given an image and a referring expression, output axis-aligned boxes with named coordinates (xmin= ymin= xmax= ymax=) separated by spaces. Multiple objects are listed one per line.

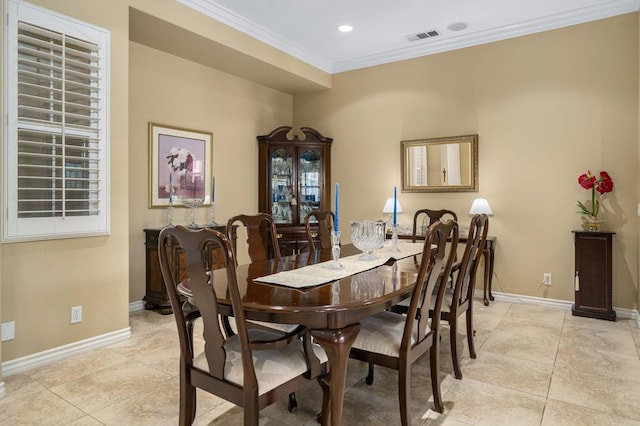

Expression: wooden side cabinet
xmin=572 ymin=230 xmax=616 ymax=321
xmin=143 ymin=226 xmax=236 ymax=314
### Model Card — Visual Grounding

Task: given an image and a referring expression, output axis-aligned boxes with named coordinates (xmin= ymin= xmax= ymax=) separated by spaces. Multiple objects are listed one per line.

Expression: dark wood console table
xmin=390 ymin=231 xmax=497 ymax=305
xmin=572 ymin=230 xmax=615 ymax=321
xmin=143 ymin=225 xmax=237 ymax=314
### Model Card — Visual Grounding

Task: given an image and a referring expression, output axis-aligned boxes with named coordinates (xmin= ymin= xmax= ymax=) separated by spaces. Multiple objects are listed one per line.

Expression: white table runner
xmin=254 ymin=242 xmax=425 ymax=289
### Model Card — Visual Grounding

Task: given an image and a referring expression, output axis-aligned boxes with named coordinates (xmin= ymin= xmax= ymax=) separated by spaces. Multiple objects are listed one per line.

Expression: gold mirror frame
xmin=401 ymin=134 xmax=478 ymax=193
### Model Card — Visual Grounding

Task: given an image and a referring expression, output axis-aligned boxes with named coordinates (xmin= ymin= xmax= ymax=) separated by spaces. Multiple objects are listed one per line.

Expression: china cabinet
xmin=258 ymin=126 xmax=333 ymax=255
xmin=572 ymin=230 xmax=616 ymax=321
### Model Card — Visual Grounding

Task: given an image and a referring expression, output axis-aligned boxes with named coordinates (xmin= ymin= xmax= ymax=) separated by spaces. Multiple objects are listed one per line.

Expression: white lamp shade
xmin=469 ymin=197 xmax=493 ymax=215
xmin=382 ymin=197 xmax=404 ymax=214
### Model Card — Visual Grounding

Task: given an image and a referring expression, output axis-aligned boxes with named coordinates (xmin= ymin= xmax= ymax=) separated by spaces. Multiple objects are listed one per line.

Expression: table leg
xmin=487 ymin=243 xmax=495 ymax=302
xmin=311 ymin=324 xmax=361 ymax=426
xmin=482 ymin=248 xmax=491 ymax=306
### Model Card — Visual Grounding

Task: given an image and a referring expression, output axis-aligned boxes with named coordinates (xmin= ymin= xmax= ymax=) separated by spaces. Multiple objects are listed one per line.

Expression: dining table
xmin=181 ymin=242 xmax=427 ymax=426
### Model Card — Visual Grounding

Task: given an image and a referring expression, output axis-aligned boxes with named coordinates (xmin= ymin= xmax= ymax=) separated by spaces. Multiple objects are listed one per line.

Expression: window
xmin=3 ymin=0 xmax=110 ymax=241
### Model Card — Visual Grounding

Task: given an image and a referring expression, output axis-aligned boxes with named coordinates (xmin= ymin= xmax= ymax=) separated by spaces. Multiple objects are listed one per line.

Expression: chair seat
xmin=194 ymin=328 xmax=328 ymax=395
xmin=352 ymin=311 xmax=423 ymax=357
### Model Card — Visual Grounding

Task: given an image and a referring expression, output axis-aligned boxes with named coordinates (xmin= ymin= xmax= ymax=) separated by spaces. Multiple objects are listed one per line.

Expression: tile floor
xmin=2 ymin=300 xmax=640 ymax=425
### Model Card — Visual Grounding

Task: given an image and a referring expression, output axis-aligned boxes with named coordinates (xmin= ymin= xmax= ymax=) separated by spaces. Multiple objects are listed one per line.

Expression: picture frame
xmin=149 ymin=122 xmax=213 ymax=208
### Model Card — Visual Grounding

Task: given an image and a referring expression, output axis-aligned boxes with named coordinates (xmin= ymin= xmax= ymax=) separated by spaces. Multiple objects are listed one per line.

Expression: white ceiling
xmin=178 ymin=0 xmax=639 ymax=74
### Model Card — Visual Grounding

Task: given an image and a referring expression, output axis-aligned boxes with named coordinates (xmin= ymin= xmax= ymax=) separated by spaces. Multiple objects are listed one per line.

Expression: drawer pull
xmin=574 ymin=271 xmax=580 ymax=291
xmin=311 ymin=232 xmax=318 ymax=238
xmin=276 ymin=233 xmax=283 ymax=239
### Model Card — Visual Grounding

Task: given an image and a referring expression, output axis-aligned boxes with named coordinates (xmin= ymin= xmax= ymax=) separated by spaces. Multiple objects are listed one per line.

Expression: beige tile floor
xmin=2 ymin=300 xmax=640 ymax=425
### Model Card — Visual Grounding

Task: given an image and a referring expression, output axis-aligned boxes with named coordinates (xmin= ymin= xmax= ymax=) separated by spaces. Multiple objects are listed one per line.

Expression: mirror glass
xmin=401 ymin=134 xmax=478 ymax=192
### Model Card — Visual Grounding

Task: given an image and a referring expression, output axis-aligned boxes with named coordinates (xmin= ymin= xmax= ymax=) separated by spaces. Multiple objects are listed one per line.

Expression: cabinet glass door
xmin=271 ymin=148 xmax=293 ymax=224
xmin=298 ymin=149 xmax=322 ymax=225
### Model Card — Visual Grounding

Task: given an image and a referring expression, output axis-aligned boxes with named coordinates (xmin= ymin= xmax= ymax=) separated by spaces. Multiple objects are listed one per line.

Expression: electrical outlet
xmin=71 ymin=306 xmax=82 ymax=324
xmin=1 ymin=321 xmax=15 ymax=341
xmin=543 ymin=273 xmax=552 ymax=286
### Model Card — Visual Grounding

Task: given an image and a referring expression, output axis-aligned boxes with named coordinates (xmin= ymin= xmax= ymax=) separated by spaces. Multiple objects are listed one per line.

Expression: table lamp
xmin=469 ymin=197 xmax=493 ymax=215
xmin=382 ymin=197 xmax=404 ymax=224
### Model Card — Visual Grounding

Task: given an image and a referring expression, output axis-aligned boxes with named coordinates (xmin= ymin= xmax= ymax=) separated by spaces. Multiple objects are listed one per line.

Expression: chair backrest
xmin=451 ymin=214 xmax=489 ymax=308
xmin=304 ymin=210 xmax=335 ymax=251
xmin=401 ymin=219 xmax=458 ymax=352
xmin=158 ymin=226 xmax=255 ymax=385
xmin=412 ymin=209 xmax=458 ymax=242
xmin=227 ymin=213 xmax=281 ymax=263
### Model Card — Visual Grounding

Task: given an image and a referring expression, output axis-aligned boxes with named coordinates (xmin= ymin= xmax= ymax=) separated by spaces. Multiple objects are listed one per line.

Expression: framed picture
xmin=149 ymin=122 xmax=213 ymax=208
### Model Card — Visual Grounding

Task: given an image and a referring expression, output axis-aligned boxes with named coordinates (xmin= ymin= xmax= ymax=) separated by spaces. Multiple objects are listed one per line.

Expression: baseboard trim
xmin=1 ymin=301 xmax=144 ymax=379
xmin=129 ymin=300 xmax=145 ymax=313
xmin=1 ymin=327 xmax=131 ymax=377
xmin=476 ymin=289 xmax=640 ymax=325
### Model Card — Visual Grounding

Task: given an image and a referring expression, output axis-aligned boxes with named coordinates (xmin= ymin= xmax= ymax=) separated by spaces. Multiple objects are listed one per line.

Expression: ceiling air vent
xmin=405 ymin=29 xmax=440 ymax=42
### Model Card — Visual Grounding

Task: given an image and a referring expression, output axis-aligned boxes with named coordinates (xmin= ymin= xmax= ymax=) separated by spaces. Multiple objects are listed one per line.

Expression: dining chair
xmin=158 ymin=225 xmax=329 ymax=426
xmin=227 ymin=213 xmax=281 ymax=264
xmin=304 ymin=210 xmax=335 ymax=251
xmin=430 ymin=213 xmax=489 ymax=380
xmin=226 ymin=213 xmax=302 ymax=412
xmin=412 ymin=209 xmax=458 ymax=242
xmin=349 ymin=219 xmax=459 ymax=424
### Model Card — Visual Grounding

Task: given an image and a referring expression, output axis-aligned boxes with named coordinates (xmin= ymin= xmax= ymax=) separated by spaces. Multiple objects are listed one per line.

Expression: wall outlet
xmin=71 ymin=306 xmax=82 ymax=324
xmin=1 ymin=321 xmax=15 ymax=341
xmin=543 ymin=273 xmax=552 ymax=286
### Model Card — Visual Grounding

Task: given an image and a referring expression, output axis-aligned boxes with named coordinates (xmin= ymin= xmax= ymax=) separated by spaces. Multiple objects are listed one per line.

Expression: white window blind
xmin=3 ymin=0 xmax=110 ymax=241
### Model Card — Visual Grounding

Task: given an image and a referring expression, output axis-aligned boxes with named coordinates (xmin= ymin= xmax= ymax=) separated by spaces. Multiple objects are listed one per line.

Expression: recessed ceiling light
xmin=338 ymin=24 xmax=353 ymax=33
xmin=448 ymin=22 xmax=468 ymax=32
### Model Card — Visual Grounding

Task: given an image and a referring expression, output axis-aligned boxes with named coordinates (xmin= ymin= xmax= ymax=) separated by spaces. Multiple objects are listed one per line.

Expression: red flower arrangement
xmin=577 ymin=170 xmax=614 ymax=219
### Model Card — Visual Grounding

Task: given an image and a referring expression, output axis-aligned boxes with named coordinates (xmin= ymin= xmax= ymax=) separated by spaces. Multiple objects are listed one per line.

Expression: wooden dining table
xmin=183 ymin=243 xmax=425 ymax=426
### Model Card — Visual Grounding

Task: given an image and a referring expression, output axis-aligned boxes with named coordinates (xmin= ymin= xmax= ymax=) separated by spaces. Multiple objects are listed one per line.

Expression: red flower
xmin=578 ymin=172 xmax=596 ymax=190
xmin=577 ymin=170 xmax=614 ymax=219
xmin=596 ymin=171 xmax=614 ymax=194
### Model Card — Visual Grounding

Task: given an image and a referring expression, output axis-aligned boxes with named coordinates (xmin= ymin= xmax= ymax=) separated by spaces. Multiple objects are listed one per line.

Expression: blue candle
xmin=334 ymin=183 xmax=339 ymax=232
xmin=212 ymin=176 xmax=215 ymax=203
xmin=169 ymin=174 xmax=173 ymax=205
xmin=393 ymin=186 xmax=397 ymax=227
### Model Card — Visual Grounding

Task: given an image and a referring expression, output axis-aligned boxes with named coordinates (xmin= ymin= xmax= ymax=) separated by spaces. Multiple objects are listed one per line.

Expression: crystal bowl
xmin=350 ymin=220 xmax=386 ymax=260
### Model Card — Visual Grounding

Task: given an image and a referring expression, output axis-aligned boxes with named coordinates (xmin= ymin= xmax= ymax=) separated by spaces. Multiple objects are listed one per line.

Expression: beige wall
xmin=294 ymin=14 xmax=640 ymax=309
xmin=128 ymin=42 xmax=293 ymax=301
xmin=0 ymin=0 xmax=131 ymax=361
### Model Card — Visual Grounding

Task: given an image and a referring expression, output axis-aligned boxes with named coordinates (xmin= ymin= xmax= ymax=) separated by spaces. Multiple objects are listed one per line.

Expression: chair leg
xmin=450 ymin=318 xmax=462 ymax=380
xmin=287 ymin=392 xmax=298 ymax=413
xmin=429 ymin=340 xmax=444 ymax=413
xmin=365 ymin=363 xmax=375 ymax=385
xmin=398 ymin=362 xmax=411 ymax=426
xmin=317 ymin=375 xmax=330 ymax=426
xmin=179 ymin=367 xmax=196 ymax=426
xmin=466 ymin=310 xmax=477 ymax=359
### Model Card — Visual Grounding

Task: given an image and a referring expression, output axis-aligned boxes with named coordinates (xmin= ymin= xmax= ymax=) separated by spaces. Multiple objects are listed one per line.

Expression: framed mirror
xmin=401 ymin=134 xmax=478 ymax=193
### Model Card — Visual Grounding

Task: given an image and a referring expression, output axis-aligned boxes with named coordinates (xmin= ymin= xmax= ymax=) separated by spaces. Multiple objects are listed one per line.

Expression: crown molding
xmin=177 ymin=0 xmax=332 ymax=72
xmin=180 ymin=0 xmax=638 ymax=74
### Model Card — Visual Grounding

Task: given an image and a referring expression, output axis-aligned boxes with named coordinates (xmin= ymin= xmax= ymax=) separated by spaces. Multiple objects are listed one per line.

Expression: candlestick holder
xmin=206 ymin=202 xmax=219 ymax=227
xmin=390 ymin=224 xmax=400 ymax=252
xmin=167 ymin=205 xmax=174 ymax=226
xmin=323 ymin=230 xmax=344 ymax=269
